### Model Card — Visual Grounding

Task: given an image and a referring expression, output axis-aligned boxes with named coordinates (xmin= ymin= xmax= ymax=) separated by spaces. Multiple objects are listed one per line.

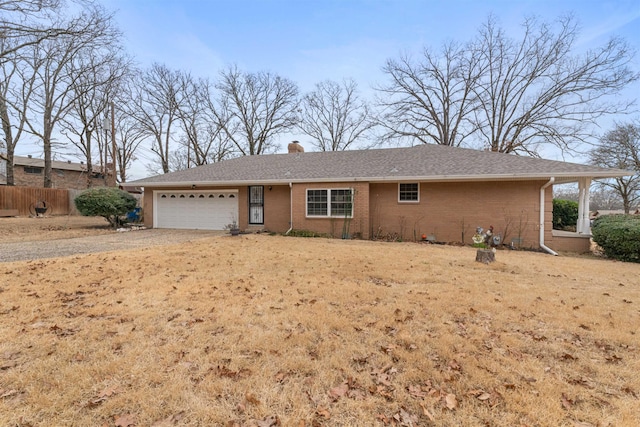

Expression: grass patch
xmin=1 ymin=235 xmax=639 ymax=426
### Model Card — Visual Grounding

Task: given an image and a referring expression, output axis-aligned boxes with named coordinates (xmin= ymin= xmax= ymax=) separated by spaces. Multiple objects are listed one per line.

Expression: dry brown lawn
xmin=1 ymin=218 xmax=639 ymax=426
xmin=1 ymin=215 xmax=111 ymax=243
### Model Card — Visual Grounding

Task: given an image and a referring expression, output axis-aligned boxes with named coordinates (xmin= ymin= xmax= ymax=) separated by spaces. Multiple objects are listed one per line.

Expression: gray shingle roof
xmin=131 ymin=144 xmax=632 ymax=186
xmin=7 ymin=155 xmax=89 ymax=172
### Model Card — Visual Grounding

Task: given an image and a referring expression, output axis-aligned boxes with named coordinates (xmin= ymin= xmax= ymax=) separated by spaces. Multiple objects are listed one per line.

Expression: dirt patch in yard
xmin=0 ymin=215 xmax=112 ymax=243
xmin=0 ymin=219 xmax=639 ymax=426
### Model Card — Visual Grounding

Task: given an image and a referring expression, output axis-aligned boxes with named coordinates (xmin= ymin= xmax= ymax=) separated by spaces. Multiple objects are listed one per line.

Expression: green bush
xmin=591 ymin=214 xmax=640 ymax=263
xmin=552 ymin=199 xmax=579 ymax=230
xmin=74 ymin=187 xmax=137 ymax=228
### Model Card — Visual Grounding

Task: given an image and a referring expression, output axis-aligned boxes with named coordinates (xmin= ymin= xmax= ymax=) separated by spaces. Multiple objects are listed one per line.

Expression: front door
xmin=248 ymin=186 xmax=264 ymax=225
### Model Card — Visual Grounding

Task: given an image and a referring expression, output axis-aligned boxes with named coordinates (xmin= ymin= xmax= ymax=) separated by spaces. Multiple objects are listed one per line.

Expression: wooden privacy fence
xmin=0 ymin=186 xmax=70 ymax=216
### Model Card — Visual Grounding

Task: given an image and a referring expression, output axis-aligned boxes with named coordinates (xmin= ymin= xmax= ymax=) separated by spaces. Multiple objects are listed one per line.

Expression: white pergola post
xmin=577 ymin=177 xmax=591 ymax=234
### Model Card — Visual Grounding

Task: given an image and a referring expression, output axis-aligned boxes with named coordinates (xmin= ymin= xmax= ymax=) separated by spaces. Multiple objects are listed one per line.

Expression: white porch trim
xmin=576 ymin=177 xmax=591 ymax=235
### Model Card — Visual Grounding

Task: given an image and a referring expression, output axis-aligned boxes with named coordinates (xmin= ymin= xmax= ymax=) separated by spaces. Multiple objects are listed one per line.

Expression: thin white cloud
xmin=168 ymin=33 xmax=225 ymax=77
xmin=577 ymin=7 xmax=640 ymax=46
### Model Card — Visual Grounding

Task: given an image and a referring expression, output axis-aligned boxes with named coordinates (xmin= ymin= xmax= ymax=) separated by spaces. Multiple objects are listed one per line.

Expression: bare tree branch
xmin=127 ymin=63 xmax=184 ymax=174
xmin=376 ymin=14 xmax=639 ymax=156
xmin=472 ymin=14 xmax=639 ymax=154
xmin=215 ymin=65 xmax=299 ymax=155
xmin=376 ymin=41 xmax=482 ymax=147
xmin=589 ymin=121 xmax=640 ymax=213
xmin=298 ymin=79 xmax=376 ymax=151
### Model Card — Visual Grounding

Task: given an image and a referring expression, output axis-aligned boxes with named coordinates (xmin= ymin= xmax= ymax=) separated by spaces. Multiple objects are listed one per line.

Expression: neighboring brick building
xmin=0 ymin=154 xmax=111 ymax=190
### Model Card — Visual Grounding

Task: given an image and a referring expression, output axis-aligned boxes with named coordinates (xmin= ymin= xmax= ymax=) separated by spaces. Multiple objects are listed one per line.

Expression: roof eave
xmin=134 ymin=170 xmax=633 ymax=188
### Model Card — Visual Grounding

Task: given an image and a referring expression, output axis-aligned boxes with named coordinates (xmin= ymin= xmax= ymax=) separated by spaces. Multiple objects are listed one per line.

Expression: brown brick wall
xmin=546 ymin=233 xmax=591 ymax=253
xmin=263 ymin=185 xmax=291 ymax=232
xmin=144 ymin=180 xmax=555 ymax=250
xmin=144 ymin=185 xmax=292 ymax=233
xmin=370 ymin=180 xmax=547 ymax=246
xmin=13 ymin=166 xmax=106 ymax=190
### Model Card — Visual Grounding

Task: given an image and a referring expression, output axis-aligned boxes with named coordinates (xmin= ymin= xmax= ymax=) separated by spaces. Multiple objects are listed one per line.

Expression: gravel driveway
xmin=0 ymin=229 xmax=225 ymax=263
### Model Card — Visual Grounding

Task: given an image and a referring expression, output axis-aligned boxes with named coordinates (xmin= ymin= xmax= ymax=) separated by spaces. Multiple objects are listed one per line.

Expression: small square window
xmin=399 ymin=183 xmax=419 ymax=202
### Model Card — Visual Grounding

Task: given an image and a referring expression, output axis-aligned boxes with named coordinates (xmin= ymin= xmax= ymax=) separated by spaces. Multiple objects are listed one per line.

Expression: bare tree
xmin=376 ymin=42 xmax=481 ymax=147
xmin=24 ymin=5 xmax=121 ymax=187
xmin=1 ymin=1 xmax=63 ymax=60
xmin=0 ymin=38 xmax=37 ymax=185
xmin=175 ymin=76 xmax=234 ymax=167
xmin=115 ymin=105 xmax=145 ymax=182
xmin=472 ymin=15 xmax=638 ymax=154
xmin=589 ymin=122 xmax=640 ymax=213
xmin=298 ymin=79 xmax=375 ymax=151
xmin=216 ymin=65 xmax=299 ymax=155
xmin=128 ymin=63 xmax=184 ymax=174
xmin=59 ymin=47 xmax=131 ymax=186
xmin=377 ymin=14 xmax=639 ymax=155
xmin=554 ymin=184 xmax=625 ymax=210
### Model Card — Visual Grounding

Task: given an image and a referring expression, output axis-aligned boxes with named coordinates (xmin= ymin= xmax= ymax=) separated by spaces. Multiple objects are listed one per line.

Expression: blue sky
xmin=106 ymin=0 xmax=640 ymax=90
xmin=18 ymin=0 xmax=640 ymax=178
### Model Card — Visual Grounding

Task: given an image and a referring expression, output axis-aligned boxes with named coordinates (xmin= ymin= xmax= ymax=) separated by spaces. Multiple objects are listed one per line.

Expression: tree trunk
xmin=85 ymin=129 xmax=93 ymax=188
xmin=5 ymin=150 xmax=15 ymax=186
xmin=475 ymin=249 xmax=495 ymax=264
xmin=0 ymin=95 xmax=15 ymax=186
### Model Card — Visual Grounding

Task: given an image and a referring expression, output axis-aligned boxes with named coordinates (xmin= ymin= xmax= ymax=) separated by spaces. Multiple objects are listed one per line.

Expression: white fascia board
xmin=134 ymin=170 xmax=634 ymax=188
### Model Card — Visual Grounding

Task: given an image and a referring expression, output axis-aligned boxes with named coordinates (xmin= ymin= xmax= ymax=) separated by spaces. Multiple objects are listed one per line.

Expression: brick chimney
xmin=288 ymin=141 xmax=304 ymax=153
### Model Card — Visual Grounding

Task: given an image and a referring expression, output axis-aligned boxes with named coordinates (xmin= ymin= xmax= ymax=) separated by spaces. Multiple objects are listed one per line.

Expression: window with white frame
xmin=306 ymin=188 xmax=353 ymax=217
xmin=399 ymin=183 xmax=419 ymax=202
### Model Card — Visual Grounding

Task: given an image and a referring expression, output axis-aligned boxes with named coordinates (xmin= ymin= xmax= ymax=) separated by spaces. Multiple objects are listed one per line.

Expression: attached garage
xmin=154 ymin=190 xmax=238 ymax=230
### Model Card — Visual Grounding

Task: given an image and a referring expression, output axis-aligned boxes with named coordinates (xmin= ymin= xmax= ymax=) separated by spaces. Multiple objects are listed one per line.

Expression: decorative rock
xmin=475 ymin=249 xmax=495 ymax=264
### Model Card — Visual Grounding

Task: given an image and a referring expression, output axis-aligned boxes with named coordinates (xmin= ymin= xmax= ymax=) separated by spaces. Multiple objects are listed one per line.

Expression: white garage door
xmin=155 ymin=190 xmax=238 ymax=230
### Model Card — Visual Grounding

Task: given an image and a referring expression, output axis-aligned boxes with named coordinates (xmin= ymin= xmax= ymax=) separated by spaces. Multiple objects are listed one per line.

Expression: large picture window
xmin=306 ymin=188 xmax=353 ymax=217
xmin=399 ymin=183 xmax=419 ymax=202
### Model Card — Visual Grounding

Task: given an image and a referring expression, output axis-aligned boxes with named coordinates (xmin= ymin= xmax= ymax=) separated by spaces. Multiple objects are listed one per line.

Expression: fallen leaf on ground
xmin=445 ymin=393 xmax=457 ymax=410
xmin=392 ymin=407 xmax=419 ymax=426
xmin=245 ymin=392 xmax=260 ymax=405
xmin=419 ymin=402 xmax=435 ymax=421
xmin=315 ymin=406 xmax=330 ymax=419
xmin=150 ymin=411 xmax=185 ymax=426
xmin=114 ymin=413 xmax=136 ymax=427
xmin=561 ymin=393 xmax=575 ymax=410
xmin=256 ymin=415 xmax=280 ymax=427
xmin=0 ymin=389 xmax=18 ymax=399
xmin=328 ymin=382 xmax=349 ymax=400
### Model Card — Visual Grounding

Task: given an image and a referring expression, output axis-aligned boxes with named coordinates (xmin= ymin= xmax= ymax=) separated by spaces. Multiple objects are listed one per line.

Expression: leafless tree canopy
xmin=0 ymin=1 xmax=98 ymax=62
xmin=128 ymin=63 xmax=184 ymax=174
xmin=59 ymin=44 xmax=131 ymax=185
xmin=298 ymin=79 xmax=376 ymax=151
xmin=377 ymin=42 xmax=481 ymax=148
xmin=216 ymin=66 xmax=299 ymax=156
xmin=174 ymin=76 xmax=234 ymax=169
xmin=22 ymin=5 xmax=122 ymax=187
xmin=589 ymin=121 xmax=640 ymax=213
xmin=0 ymin=37 xmax=35 ymax=185
xmin=378 ymin=14 xmax=639 ymax=155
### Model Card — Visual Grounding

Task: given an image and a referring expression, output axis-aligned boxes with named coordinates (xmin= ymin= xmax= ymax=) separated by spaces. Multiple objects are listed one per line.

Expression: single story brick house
xmin=0 ymin=154 xmax=110 ymax=190
xmin=130 ymin=142 xmax=632 ymax=254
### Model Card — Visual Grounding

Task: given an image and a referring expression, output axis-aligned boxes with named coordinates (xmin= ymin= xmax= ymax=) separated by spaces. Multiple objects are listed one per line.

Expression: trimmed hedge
xmin=553 ymin=199 xmax=578 ymax=230
xmin=75 ymin=187 xmax=137 ymax=228
xmin=591 ymin=214 xmax=640 ymax=263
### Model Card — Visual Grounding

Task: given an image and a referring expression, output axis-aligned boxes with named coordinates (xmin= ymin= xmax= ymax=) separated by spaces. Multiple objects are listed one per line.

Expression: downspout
xmin=285 ymin=182 xmax=293 ymax=235
xmin=540 ymin=177 xmax=558 ymax=256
